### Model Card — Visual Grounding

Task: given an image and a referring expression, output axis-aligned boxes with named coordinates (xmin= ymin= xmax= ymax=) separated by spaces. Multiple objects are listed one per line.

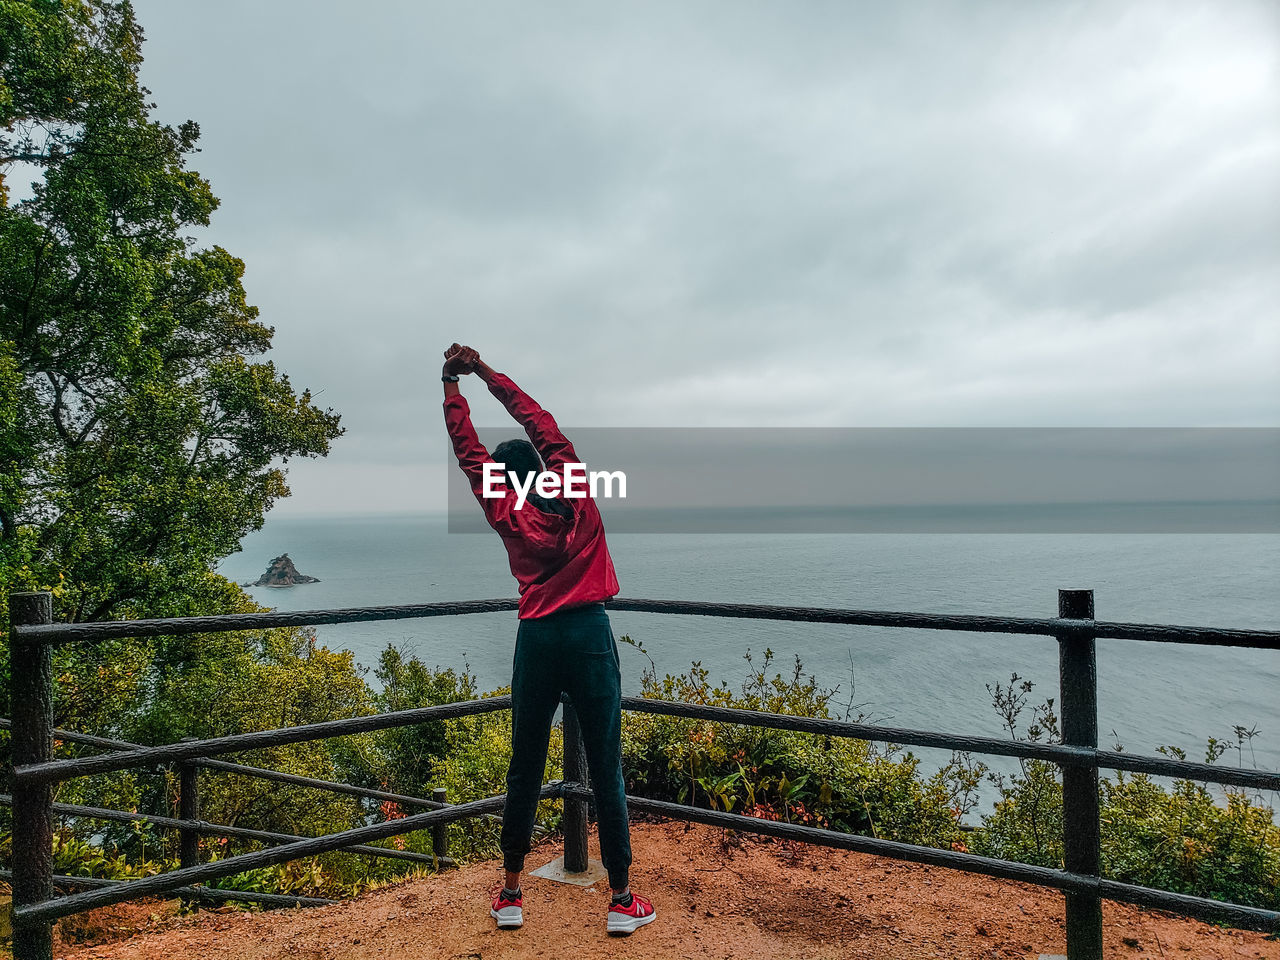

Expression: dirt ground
xmin=46 ymin=820 xmax=1280 ymax=960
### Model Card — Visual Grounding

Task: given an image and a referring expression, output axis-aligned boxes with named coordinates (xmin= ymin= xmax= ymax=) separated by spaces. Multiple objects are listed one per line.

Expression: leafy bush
xmin=971 ymin=674 xmax=1280 ymax=911
xmin=619 ymin=639 xmax=971 ymax=850
xmin=969 ymin=674 xmax=1064 ymax=867
xmin=429 ymin=683 xmax=564 ymax=862
xmin=361 ymin=646 xmax=479 ymax=795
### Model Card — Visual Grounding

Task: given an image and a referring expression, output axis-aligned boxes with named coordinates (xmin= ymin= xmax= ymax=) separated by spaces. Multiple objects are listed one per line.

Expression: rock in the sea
xmin=252 ymin=553 xmax=320 ymax=587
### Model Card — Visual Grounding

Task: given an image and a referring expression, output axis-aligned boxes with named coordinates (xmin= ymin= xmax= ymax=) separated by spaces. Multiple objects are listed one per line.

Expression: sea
xmin=218 ymin=514 xmax=1280 ymax=797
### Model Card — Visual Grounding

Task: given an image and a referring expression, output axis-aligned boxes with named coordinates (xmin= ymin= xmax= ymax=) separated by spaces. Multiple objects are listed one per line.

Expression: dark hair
xmin=492 ymin=439 xmax=573 ymax=519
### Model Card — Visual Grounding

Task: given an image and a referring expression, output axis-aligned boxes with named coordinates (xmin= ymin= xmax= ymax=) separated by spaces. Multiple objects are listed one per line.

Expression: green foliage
xmin=408 ymin=682 xmax=563 ymax=864
xmin=360 ymin=646 xmax=479 ymax=798
xmin=332 ymin=650 xmax=565 ymax=867
xmin=971 ymin=674 xmax=1280 ymax=910
xmin=0 ymin=0 xmax=342 ymax=669
xmin=969 ymin=674 xmax=1064 ymax=867
xmin=50 ymin=832 xmax=171 ymax=882
xmin=0 ymin=1 xmax=146 ymax=160
xmin=202 ymin=851 xmax=432 ymax=903
xmin=1101 ymin=773 xmax=1280 ymax=909
xmin=39 ymin=626 xmax=375 ymax=875
xmin=0 ymin=0 xmax=350 ymax=900
xmin=619 ymin=639 xmax=969 ymax=849
xmin=0 ymin=0 xmax=550 ymax=909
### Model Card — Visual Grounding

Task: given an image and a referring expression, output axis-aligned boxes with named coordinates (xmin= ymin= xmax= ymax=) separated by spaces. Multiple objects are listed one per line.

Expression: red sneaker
xmin=489 ymin=883 xmax=523 ymax=929
xmin=607 ymin=891 xmax=656 ymax=934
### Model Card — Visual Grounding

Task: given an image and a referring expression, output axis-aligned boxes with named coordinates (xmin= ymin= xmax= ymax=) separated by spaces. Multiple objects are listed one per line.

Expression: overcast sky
xmin=126 ymin=1 xmax=1280 ymax=515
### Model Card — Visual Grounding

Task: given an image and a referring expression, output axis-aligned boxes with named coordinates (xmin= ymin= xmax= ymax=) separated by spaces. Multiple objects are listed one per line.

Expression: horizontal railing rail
xmin=0 ymin=717 xmax=532 ymax=837
xmin=0 ymin=794 xmax=453 ymax=868
xmin=11 ymin=599 xmax=523 ymax=646
xmin=0 ymin=870 xmax=338 ymax=909
xmin=10 ymin=786 xmax=559 ymax=926
xmin=0 ymin=719 xmax=446 ymax=806
xmin=8 ymin=590 xmax=1279 ymax=960
xmin=619 ymin=697 xmax=1280 ymax=791
xmin=563 ymin=788 xmax=1280 ymax=933
xmin=12 ymin=696 xmax=512 ymax=786
xmin=192 ymin=757 xmax=441 ymax=809
xmin=12 ymin=596 xmax=1280 ymax=649
xmin=610 ymin=599 xmax=1280 ymax=649
xmin=10 ymin=694 xmax=1275 ymax=794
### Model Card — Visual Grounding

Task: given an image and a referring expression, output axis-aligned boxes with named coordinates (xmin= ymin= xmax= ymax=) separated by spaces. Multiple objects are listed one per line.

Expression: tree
xmin=0 ymin=1 xmax=342 ymax=639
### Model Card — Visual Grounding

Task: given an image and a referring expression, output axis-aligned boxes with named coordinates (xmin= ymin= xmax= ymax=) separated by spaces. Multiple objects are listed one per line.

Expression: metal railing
xmin=0 ymin=718 xmax=461 ymax=875
xmin=6 ymin=590 xmax=1280 ymax=960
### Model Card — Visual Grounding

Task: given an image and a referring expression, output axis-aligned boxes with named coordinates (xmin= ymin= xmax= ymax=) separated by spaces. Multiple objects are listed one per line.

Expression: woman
xmin=440 ymin=343 xmax=656 ymax=936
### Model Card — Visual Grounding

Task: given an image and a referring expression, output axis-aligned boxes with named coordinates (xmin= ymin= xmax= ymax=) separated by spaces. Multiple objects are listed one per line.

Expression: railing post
xmin=178 ymin=739 xmax=200 ymax=871
xmin=561 ymin=696 xmax=589 ymax=873
xmin=1057 ymin=588 xmax=1102 ymax=960
xmin=10 ymin=591 xmax=54 ymax=960
xmin=431 ymin=787 xmax=449 ymax=863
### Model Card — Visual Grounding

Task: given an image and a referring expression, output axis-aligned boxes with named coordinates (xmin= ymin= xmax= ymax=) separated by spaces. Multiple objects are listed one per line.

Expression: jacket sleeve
xmin=443 ymin=393 xmax=520 ymax=535
xmin=485 ymin=372 xmax=578 ymax=470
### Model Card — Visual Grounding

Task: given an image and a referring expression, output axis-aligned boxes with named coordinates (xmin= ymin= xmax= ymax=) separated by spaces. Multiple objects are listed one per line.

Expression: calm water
xmin=218 ymin=515 xmax=1280 ymax=785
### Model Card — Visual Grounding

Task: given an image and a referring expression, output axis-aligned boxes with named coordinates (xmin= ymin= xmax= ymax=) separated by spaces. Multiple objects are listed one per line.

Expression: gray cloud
xmin=127 ymin=0 xmax=1280 ymax=514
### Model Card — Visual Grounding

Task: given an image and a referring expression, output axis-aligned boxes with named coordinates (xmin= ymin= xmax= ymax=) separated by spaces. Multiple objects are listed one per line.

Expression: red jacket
xmin=444 ymin=373 xmax=620 ymax=619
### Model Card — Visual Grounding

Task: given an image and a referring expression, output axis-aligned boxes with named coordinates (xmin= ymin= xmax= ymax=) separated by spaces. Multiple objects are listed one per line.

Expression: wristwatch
xmin=441 ymin=374 xmax=460 ymax=382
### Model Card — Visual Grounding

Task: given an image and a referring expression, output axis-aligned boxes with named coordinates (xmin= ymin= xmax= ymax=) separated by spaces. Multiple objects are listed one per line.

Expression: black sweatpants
xmin=499 ymin=603 xmax=632 ymax=890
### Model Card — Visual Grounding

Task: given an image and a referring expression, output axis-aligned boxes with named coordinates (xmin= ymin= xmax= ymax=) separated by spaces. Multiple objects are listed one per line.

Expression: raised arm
xmin=441 ymin=346 xmax=519 ymax=532
xmin=470 ymin=355 xmax=579 ymax=469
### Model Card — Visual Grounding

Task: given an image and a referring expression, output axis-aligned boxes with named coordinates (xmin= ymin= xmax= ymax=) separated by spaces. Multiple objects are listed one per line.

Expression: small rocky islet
xmin=246 ymin=553 xmax=320 ymax=588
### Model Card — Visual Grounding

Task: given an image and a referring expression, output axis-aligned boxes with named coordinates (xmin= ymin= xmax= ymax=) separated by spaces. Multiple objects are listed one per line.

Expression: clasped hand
xmin=443 ymin=343 xmax=480 ymax=376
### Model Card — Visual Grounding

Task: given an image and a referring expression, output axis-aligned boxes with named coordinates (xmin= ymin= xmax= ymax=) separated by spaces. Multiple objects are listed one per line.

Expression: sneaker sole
xmin=490 ymin=908 xmax=523 ymax=929
xmin=607 ymin=910 xmax=656 ymax=935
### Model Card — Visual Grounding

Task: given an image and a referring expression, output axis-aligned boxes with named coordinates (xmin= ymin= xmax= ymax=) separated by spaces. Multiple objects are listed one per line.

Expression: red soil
xmin=46 ymin=820 xmax=1280 ymax=960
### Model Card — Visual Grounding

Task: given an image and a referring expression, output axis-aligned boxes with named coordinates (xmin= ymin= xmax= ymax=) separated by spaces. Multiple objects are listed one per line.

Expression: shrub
xmin=619 ymin=640 xmax=969 ymax=850
xmin=971 ymin=674 xmax=1280 ymax=910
